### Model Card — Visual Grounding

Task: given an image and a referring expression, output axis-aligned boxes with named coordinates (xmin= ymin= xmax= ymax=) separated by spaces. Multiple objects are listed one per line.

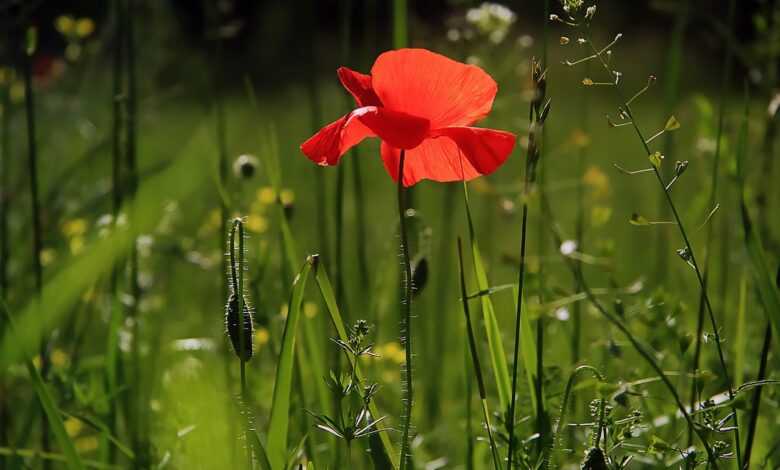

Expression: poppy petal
xmin=380 ymin=127 xmax=516 ymax=186
xmin=301 ymin=106 xmax=430 ymax=166
xmin=355 ymin=106 xmax=429 ymax=150
xmin=371 ymin=48 xmax=498 ymax=129
xmin=337 ymin=67 xmax=382 ymax=107
xmin=300 ymin=110 xmax=375 ymax=166
xmin=431 ymin=126 xmax=516 ymax=175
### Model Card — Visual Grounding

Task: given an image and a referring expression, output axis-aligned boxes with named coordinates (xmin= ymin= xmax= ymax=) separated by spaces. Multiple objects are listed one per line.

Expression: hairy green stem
xmin=229 ymin=219 xmax=252 ymax=470
xmin=397 ymin=150 xmax=414 ymax=470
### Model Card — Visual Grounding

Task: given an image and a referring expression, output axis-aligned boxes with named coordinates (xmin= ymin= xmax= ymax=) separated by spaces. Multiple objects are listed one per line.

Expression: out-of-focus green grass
xmin=1 ymin=3 xmax=778 ymax=469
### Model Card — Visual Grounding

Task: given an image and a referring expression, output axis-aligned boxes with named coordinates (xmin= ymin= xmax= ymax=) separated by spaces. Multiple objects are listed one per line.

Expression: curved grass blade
xmin=1 ymin=302 xmax=84 ymax=470
xmin=267 ymin=258 xmax=314 ymax=469
xmin=249 ymin=431 xmax=272 ymax=470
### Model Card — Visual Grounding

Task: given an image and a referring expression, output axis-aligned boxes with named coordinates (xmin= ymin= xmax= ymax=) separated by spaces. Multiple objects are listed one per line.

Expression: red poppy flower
xmin=300 ymin=48 xmax=517 ymax=186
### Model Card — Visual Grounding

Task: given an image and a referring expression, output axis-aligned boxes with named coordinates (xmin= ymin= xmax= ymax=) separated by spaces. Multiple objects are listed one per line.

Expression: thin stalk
xmin=428 ymin=183 xmax=457 ymax=421
xmin=534 ymin=0 xmax=551 ymax=456
xmin=465 ymin=336 xmax=474 ymax=470
xmin=457 ymin=238 xmax=501 ymax=470
xmin=655 ymin=0 xmax=689 ymax=285
xmin=572 ymin=63 xmax=589 ymax=366
xmin=334 ymin=0 xmax=352 ymax=315
xmin=539 ymin=193 xmax=719 ymax=467
xmin=21 ymin=22 xmax=47 ymax=462
xmin=397 ymin=150 xmax=414 ymax=470
xmin=124 ymin=0 xmax=142 ymax=464
xmin=351 ymin=153 xmax=369 ymax=295
xmin=106 ymin=0 xmax=125 ymax=462
xmin=584 ymin=28 xmax=738 ymax=465
xmin=393 ymin=0 xmax=407 ymax=49
xmin=687 ymin=0 xmax=737 ymax=457
xmin=0 ymin=38 xmax=11 ymax=468
xmin=507 ymin=56 xmax=548 ymax=469
xmin=743 ymin=324 xmax=772 ymax=467
xmin=506 ymin=188 xmax=529 ymax=470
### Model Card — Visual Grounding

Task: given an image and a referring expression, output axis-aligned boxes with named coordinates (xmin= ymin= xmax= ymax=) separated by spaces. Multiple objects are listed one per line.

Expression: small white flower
xmin=560 ymin=240 xmax=578 ymax=256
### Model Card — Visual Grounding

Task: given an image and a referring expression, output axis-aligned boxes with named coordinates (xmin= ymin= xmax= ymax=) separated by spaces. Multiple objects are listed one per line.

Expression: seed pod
xmin=225 ymin=292 xmax=253 ymax=361
xmin=581 ymin=447 xmax=608 ymax=470
xmin=233 ymin=154 xmax=259 ymax=179
xmin=411 ymin=256 xmax=428 ymax=297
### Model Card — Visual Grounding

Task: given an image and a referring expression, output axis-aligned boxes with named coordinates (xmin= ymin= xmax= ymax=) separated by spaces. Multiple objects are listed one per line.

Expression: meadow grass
xmin=1 ymin=2 xmax=779 ymax=470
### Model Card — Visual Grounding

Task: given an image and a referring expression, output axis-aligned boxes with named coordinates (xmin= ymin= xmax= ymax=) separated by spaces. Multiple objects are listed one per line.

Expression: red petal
xmin=381 ymin=127 xmax=516 ymax=186
xmin=300 ymin=111 xmax=375 ymax=166
xmin=354 ymin=107 xmax=429 ymax=150
xmin=371 ymin=49 xmax=498 ymax=129
xmin=431 ymin=126 xmax=516 ymax=175
xmin=337 ymin=67 xmax=382 ymax=107
xmin=301 ymin=107 xmax=430 ymax=165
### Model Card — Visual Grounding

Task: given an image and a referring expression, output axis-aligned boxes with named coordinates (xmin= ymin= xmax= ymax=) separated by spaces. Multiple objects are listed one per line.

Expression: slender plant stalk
xmin=507 ymin=57 xmax=548 ymax=470
xmin=687 ymin=0 xmax=738 ymax=457
xmin=655 ymin=0 xmax=690 ymax=283
xmin=580 ymin=26 xmax=738 ymax=466
xmin=0 ymin=38 xmax=11 ymax=468
xmin=572 ymin=64 xmax=589 ymax=366
xmin=428 ymin=183 xmax=457 ymax=421
xmin=743 ymin=323 xmax=772 ymax=467
xmin=534 ymin=1 xmax=551 ymax=456
xmin=21 ymin=22 xmax=48 ymax=464
xmin=106 ymin=0 xmax=125 ymax=462
xmin=393 ymin=0 xmax=407 ymax=49
xmin=457 ymin=238 xmax=501 ymax=470
xmin=123 ymin=1 xmax=143 ymax=464
xmin=743 ymin=6 xmax=780 ymax=461
xmin=464 ymin=336 xmax=474 ymax=470
xmin=507 ymin=183 xmax=529 ymax=470
xmin=538 ymin=193 xmax=719 ymax=466
xmin=397 ymin=150 xmax=414 ymax=470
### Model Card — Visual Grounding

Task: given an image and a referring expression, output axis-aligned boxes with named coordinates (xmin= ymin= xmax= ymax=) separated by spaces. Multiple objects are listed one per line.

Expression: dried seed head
xmin=233 ymin=154 xmax=259 ymax=179
xmin=411 ymin=256 xmax=429 ymax=297
xmin=674 ymin=160 xmax=689 ymax=176
xmin=225 ymin=293 xmax=254 ymax=361
xmin=560 ymin=36 xmax=570 ymax=45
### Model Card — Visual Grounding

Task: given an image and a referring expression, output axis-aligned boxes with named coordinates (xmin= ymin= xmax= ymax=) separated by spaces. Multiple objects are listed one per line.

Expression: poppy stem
xmin=397 ymin=150 xmax=414 ymax=470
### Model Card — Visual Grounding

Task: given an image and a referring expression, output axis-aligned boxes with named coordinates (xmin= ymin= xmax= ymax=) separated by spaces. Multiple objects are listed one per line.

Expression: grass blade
xmin=1 ymin=302 xmax=85 ymax=470
xmin=463 ymin=185 xmax=511 ymax=411
xmin=267 ymin=258 xmax=314 ymax=469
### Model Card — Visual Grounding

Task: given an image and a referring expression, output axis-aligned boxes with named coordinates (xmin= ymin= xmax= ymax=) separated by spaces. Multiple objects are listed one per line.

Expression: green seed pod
xmin=225 ymin=292 xmax=253 ymax=361
xmin=411 ymin=256 xmax=428 ymax=297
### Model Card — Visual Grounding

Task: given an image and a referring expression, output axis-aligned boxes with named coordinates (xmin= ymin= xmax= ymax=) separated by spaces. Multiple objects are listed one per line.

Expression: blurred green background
xmin=1 ymin=0 xmax=779 ymax=469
